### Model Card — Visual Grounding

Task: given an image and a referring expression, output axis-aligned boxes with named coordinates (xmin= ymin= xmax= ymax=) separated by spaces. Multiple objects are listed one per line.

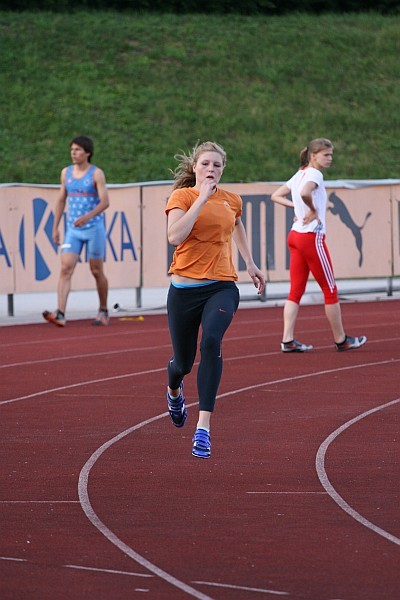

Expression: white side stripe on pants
xmin=315 ymin=232 xmax=336 ymax=292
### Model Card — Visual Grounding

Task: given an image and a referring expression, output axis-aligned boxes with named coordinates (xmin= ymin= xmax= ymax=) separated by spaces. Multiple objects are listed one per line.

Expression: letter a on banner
xmin=0 ymin=228 xmax=11 ymax=267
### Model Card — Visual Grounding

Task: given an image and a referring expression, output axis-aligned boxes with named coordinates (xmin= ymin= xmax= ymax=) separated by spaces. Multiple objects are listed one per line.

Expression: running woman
xmin=271 ymin=138 xmax=367 ymax=353
xmin=43 ymin=135 xmax=110 ymax=327
xmin=165 ymin=141 xmax=265 ymax=459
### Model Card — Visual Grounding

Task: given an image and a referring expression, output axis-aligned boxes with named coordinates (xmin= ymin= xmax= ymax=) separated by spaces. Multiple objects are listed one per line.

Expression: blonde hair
xmin=299 ymin=138 xmax=333 ymax=167
xmin=171 ymin=141 xmax=227 ymax=190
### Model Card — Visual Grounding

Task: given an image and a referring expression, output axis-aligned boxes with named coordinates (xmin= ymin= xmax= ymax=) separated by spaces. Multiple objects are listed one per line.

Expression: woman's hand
xmin=247 ymin=262 xmax=266 ymax=295
xmin=198 ymin=177 xmax=217 ymax=202
xmin=302 ymin=208 xmax=318 ymax=225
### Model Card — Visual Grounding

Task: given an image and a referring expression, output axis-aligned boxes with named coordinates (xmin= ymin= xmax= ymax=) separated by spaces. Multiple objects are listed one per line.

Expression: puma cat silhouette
xmin=328 ymin=192 xmax=371 ymax=267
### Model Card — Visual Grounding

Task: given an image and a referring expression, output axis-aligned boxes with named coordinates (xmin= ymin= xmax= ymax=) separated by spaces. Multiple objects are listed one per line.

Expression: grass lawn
xmin=0 ymin=10 xmax=399 ymax=183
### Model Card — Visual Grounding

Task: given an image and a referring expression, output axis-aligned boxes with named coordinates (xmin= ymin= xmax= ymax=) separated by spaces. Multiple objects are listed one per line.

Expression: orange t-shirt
xmin=166 ymin=187 xmax=242 ymax=281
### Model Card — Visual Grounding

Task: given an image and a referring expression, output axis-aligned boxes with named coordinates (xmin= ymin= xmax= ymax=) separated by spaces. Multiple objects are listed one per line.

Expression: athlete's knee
xmin=60 ymin=262 xmax=75 ymax=279
xmin=200 ymin=333 xmax=222 ymax=357
xmin=323 ymin=293 xmax=339 ymax=304
xmin=90 ymin=261 xmax=105 ymax=278
xmin=168 ymin=358 xmax=192 ymax=380
xmin=287 ymin=292 xmax=302 ymax=304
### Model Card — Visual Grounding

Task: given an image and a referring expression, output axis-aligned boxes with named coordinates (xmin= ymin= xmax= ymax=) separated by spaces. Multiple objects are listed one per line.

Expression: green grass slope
xmin=0 ymin=10 xmax=399 ymax=183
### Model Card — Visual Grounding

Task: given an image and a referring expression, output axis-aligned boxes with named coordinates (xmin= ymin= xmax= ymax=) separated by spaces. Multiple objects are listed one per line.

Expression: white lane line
xmin=216 ymin=357 xmax=400 ymax=400
xmin=78 ymin=411 xmax=213 ymax=600
xmin=0 ymin=367 xmax=165 ymax=406
xmin=2 ymin=331 xmax=396 ymax=370
xmin=3 ymin=355 xmax=399 ymax=595
xmin=77 ymin=360 xmax=399 ymax=600
xmin=316 ymin=398 xmax=400 ymax=546
xmin=0 ymin=556 xmax=153 ymax=583
xmin=247 ymin=491 xmax=327 ymax=495
xmin=0 ymin=344 xmax=170 ymax=369
xmin=0 ymin=500 xmax=79 ymax=504
xmin=0 ymin=327 xmax=166 ymax=349
xmin=192 ymin=580 xmax=289 ymax=595
xmin=64 ymin=564 xmax=153 ymax=578
xmin=2 ymin=357 xmax=400 ymax=407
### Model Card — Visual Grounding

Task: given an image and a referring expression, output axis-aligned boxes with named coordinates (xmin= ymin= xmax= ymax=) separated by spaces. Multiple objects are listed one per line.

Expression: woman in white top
xmin=271 ymin=138 xmax=366 ymax=352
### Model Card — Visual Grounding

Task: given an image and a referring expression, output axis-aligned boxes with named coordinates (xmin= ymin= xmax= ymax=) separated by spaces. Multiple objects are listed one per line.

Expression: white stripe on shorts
xmin=315 ymin=232 xmax=335 ymax=292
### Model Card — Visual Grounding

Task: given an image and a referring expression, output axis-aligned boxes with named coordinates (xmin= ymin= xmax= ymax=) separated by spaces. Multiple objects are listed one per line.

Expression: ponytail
xmin=300 ymin=138 xmax=333 ymax=167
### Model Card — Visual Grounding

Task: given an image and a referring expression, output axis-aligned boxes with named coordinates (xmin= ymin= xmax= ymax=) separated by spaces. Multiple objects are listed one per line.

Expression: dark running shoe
xmin=167 ymin=383 xmax=187 ymax=428
xmin=192 ymin=428 xmax=211 ymax=459
xmin=281 ymin=339 xmax=313 ymax=353
xmin=42 ymin=310 xmax=66 ymax=327
xmin=335 ymin=335 xmax=367 ymax=352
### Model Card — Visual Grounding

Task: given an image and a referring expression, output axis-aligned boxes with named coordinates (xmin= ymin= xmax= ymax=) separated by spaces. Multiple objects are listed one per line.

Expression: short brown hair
xmin=70 ymin=135 xmax=94 ymax=161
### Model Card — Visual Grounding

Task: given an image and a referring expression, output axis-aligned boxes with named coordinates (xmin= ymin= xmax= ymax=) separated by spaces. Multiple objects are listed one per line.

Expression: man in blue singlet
xmin=43 ymin=135 xmax=110 ymax=327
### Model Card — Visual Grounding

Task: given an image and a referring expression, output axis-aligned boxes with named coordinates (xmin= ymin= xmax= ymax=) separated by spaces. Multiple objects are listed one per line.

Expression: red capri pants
xmin=287 ymin=230 xmax=339 ymax=305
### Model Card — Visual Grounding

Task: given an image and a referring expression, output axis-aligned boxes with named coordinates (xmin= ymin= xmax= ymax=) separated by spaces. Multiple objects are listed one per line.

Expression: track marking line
xmin=0 ymin=344 xmax=171 ymax=369
xmin=64 ymin=564 xmax=153 ymax=578
xmin=0 ymin=367 xmax=165 ymax=406
xmin=0 ymin=327 xmax=167 ymax=349
xmin=0 ymin=500 xmax=79 ymax=504
xmin=316 ymin=397 xmax=400 ymax=547
xmin=247 ymin=491 xmax=327 ymax=495
xmin=78 ymin=412 xmax=213 ymax=600
xmin=216 ymin=357 xmax=400 ymax=400
xmin=3 ymin=352 xmax=398 ymax=596
xmin=192 ymin=580 xmax=289 ymax=595
xmin=77 ymin=359 xmax=399 ymax=600
xmin=0 ymin=556 xmax=27 ymax=562
xmin=2 ymin=357 xmax=399 ymax=407
xmin=2 ymin=331 xmax=397 ymax=370
xmin=0 ymin=556 xmax=152 ymax=585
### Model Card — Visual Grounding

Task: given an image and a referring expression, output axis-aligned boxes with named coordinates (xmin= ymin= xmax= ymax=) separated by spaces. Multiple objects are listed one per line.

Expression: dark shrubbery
xmin=1 ymin=0 xmax=399 ymax=14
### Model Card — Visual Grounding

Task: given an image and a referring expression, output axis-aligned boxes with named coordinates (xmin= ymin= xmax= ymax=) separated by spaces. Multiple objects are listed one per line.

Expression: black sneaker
xmin=335 ymin=335 xmax=367 ymax=352
xmin=281 ymin=339 xmax=313 ymax=352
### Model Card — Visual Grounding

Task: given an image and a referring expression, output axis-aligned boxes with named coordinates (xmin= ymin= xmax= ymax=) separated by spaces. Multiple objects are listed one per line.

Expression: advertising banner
xmin=0 ymin=185 xmax=141 ymax=294
xmin=1 ymin=181 xmax=400 ymax=297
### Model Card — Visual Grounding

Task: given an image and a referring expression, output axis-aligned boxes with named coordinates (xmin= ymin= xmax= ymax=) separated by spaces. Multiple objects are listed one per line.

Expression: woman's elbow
xmin=168 ymin=232 xmax=180 ymax=247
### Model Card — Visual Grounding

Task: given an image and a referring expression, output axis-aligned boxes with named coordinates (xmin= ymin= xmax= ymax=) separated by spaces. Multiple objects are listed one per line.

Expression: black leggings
xmin=167 ymin=281 xmax=240 ymax=412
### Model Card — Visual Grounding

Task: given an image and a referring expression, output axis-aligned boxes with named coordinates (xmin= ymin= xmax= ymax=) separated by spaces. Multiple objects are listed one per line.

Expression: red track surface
xmin=1 ymin=300 xmax=399 ymax=600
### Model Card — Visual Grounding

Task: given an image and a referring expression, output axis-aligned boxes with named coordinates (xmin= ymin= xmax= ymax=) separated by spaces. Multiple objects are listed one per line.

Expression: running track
xmin=1 ymin=300 xmax=399 ymax=599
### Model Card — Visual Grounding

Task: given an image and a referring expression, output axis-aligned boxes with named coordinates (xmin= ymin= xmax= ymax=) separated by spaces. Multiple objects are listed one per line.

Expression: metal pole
xmin=7 ymin=293 xmax=14 ymax=317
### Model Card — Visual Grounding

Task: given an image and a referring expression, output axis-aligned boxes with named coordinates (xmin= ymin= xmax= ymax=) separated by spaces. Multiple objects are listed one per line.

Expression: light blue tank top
xmin=66 ymin=164 xmax=104 ymax=230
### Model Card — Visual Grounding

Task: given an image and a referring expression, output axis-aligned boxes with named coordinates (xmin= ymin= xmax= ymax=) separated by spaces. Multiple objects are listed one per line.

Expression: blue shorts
xmin=61 ymin=222 xmax=106 ymax=260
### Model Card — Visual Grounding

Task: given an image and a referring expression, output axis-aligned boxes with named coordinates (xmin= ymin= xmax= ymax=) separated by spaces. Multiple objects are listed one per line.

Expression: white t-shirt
xmin=287 ymin=167 xmax=326 ymax=234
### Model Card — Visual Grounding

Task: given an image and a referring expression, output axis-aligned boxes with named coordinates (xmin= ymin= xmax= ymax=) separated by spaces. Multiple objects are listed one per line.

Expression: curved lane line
xmin=78 ymin=412 xmax=214 ymax=600
xmin=3 ymin=357 xmax=399 ymax=594
xmin=316 ymin=398 xmax=400 ymax=546
xmin=78 ymin=358 xmax=400 ymax=597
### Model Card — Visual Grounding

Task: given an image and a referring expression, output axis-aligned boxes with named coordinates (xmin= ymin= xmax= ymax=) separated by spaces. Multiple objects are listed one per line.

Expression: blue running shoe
xmin=192 ymin=428 xmax=211 ymax=459
xmin=167 ymin=383 xmax=187 ymax=428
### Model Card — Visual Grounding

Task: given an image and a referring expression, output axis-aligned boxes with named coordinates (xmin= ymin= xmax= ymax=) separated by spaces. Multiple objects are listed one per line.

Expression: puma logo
xmin=328 ymin=192 xmax=371 ymax=267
